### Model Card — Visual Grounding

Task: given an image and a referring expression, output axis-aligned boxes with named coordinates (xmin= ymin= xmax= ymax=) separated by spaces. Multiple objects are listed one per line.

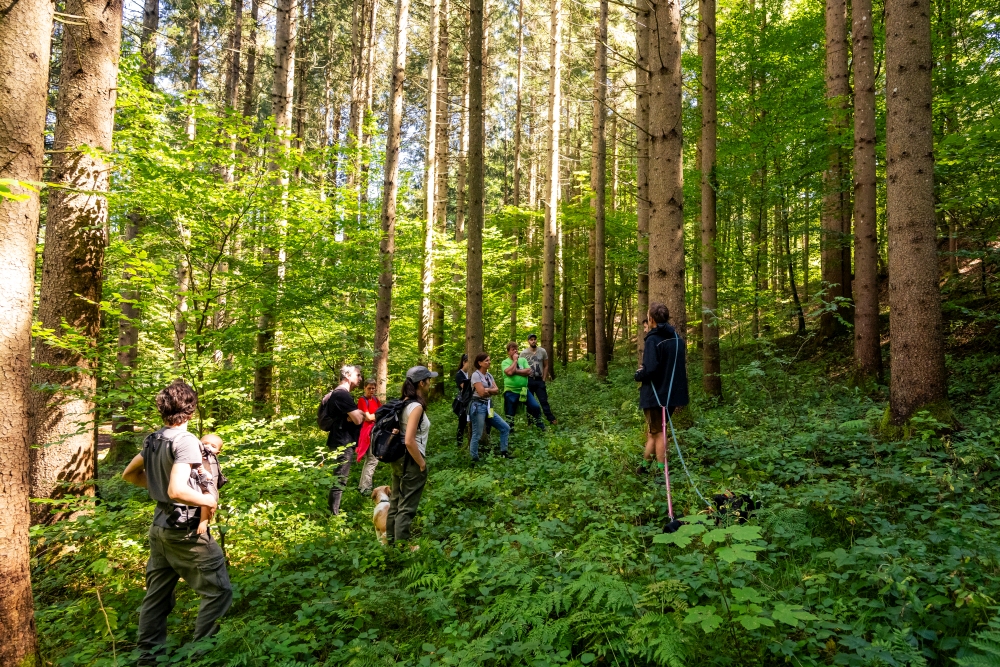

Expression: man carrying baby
xmin=122 ymin=379 xmax=232 ymax=665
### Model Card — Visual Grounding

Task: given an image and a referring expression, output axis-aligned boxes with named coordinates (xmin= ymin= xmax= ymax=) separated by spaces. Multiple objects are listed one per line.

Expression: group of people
xmin=452 ymin=333 xmax=558 ymax=462
xmin=119 ymin=303 xmax=686 ymax=664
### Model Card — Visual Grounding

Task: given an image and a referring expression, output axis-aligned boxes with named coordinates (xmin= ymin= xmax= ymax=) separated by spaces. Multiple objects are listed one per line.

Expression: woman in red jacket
xmin=356 ymin=378 xmax=382 ymax=495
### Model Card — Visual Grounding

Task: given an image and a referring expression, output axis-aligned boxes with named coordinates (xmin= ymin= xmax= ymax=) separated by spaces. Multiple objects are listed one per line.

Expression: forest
xmin=1 ymin=0 xmax=999 ymax=660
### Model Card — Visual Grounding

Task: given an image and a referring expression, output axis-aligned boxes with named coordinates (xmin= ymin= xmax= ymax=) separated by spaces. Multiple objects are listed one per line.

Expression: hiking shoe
xmin=635 ymin=463 xmax=650 ymax=476
xmin=500 ymin=451 xmax=514 ymax=459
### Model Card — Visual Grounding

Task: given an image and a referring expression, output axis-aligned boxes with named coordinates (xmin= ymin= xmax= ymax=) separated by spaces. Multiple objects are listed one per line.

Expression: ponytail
xmin=401 ymin=377 xmax=428 ymax=411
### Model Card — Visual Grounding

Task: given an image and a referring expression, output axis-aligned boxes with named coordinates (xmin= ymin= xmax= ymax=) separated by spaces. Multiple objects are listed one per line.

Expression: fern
xmin=957 ymin=628 xmax=1000 ymax=667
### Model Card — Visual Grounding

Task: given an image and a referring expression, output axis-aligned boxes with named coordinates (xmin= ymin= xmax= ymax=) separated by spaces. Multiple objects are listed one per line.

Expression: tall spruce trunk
xmin=455 ymin=23 xmax=470 ymax=241
xmin=513 ymin=0 xmax=524 ymax=206
xmin=635 ymin=2 xmax=650 ymax=360
xmin=432 ymin=0 xmax=450 ymax=394
xmin=821 ymin=0 xmax=852 ymax=339
xmin=885 ymin=0 xmax=948 ymax=423
xmin=140 ymin=0 xmax=159 ymax=84
xmin=647 ymin=0 xmax=686 ymax=337
xmin=852 ymin=0 xmax=882 ymax=379
xmin=185 ymin=2 xmax=200 ymax=140
xmin=700 ymin=0 xmax=722 ymax=396
xmin=541 ymin=0 xmax=562 ymax=377
xmin=224 ymin=0 xmax=243 ymax=110
xmin=465 ymin=0 xmax=486 ymax=360
xmin=242 ymin=0 xmax=259 ymax=118
xmin=255 ymin=0 xmax=296 ymax=415
xmin=375 ymin=0 xmax=411 ymax=397
xmin=592 ymin=0 xmax=608 ymax=376
xmin=0 ymin=0 xmax=52 ymax=656
xmin=420 ymin=0 xmax=440 ymax=360
xmin=30 ymin=0 xmax=123 ymax=522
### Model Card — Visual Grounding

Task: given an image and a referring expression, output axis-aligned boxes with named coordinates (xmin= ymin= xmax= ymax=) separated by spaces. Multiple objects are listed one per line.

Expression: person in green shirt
xmin=501 ymin=341 xmax=545 ymax=431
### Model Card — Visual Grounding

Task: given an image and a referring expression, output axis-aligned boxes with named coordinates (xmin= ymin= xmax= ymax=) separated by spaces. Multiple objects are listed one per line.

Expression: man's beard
xmin=530 ymin=342 xmax=537 ymax=349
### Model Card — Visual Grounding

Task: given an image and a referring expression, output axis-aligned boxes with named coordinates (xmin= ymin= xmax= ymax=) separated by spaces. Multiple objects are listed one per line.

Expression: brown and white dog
xmin=371 ymin=485 xmax=392 ymax=544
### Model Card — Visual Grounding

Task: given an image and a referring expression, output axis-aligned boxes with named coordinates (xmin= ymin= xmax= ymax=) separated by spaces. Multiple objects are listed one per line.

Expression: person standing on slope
xmin=521 ymin=333 xmax=557 ymax=425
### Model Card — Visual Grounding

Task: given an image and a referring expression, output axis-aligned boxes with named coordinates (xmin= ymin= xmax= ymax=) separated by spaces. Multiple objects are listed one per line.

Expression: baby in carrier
xmin=191 ymin=433 xmax=227 ymax=534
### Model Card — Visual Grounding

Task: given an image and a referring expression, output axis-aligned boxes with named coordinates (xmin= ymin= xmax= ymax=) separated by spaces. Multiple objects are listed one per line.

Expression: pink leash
xmin=662 ymin=405 xmax=674 ymax=521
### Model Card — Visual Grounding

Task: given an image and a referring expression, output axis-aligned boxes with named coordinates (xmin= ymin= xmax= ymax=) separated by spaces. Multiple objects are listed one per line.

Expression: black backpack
xmin=452 ymin=378 xmax=474 ymax=415
xmin=317 ymin=389 xmax=339 ymax=432
xmin=370 ymin=398 xmax=423 ymax=463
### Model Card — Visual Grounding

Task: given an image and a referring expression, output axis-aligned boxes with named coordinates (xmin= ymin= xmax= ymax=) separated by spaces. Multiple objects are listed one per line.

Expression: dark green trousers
xmin=386 ymin=453 xmax=427 ymax=543
xmin=137 ymin=525 xmax=233 ymax=661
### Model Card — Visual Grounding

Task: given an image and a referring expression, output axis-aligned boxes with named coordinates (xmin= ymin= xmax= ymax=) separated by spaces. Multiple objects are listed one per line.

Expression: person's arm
xmin=543 ymin=356 xmax=550 ymax=380
xmin=122 ymin=453 xmax=147 ymax=488
xmin=403 ymin=405 xmax=427 ymax=471
xmin=346 ymin=408 xmax=364 ymax=425
xmin=503 ymin=358 xmax=517 ymax=376
xmin=474 ymin=381 xmax=489 ymax=397
xmin=516 ymin=359 xmax=531 ymax=376
xmin=634 ymin=337 xmax=660 ymax=381
xmin=167 ymin=462 xmax=218 ymax=508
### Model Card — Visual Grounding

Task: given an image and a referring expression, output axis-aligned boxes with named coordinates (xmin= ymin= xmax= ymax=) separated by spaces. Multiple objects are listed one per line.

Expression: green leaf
xmin=683 ymin=605 xmax=724 ymax=633
xmin=653 ymin=522 xmax=705 ymax=547
xmin=771 ymin=602 xmax=819 ymax=627
xmin=702 ymin=528 xmax=730 ymax=545
xmin=736 ymin=614 xmax=775 ymax=630
xmin=730 ymin=587 xmax=767 ymax=603
xmin=727 ymin=525 xmax=763 ymax=542
xmin=716 ymin=543 xmax=764 ymax=562
xmin=580 ymin=652 xmax=596 ymax=664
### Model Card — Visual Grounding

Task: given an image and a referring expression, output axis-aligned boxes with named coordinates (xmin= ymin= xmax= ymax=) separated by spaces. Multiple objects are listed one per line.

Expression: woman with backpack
xmin=386 ymin=365 xmax=438 ymax=548
xmin=468 ymin=352 xmax=512 ymax=463
xmin=453 ymin=354 xmax=470 ymax=446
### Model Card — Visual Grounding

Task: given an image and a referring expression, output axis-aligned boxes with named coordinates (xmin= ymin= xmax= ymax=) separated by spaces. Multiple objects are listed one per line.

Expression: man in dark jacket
xmin=634 ymin=302 xmax=689 ymax=476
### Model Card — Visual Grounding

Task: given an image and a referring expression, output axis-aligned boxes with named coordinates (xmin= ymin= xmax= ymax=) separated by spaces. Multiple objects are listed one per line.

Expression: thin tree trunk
xmin=420 ymin=0 xmax=440 ymax=359
xmin=30 ymin=0 xmax=122 ymax=522
xmin=852 ymin=0 xmax=881 ymax=379
xmin=513 ymin=0 xmax=524 ymax=206
xmin=431 ymin=0 xmax=450 ymax=395
xmin=782 ymin=191 xmax=806 ymax=334
xmin=224 ymin=0 xmax=243 ymax=110
xmin=242 ymin=0 xmax=259 ymax=118
xmin=609 ymin=108 xmax=618 ymax=213
xmin=587 ymin=230 xmax=596 ymax=356
xmin=541 ymin=0 xmax=562 ymax=378
xmin=593 ymin=0 xmax=608 ymax=376
xmin=465 ymin=0 xmax=486 ymax=361
xmin=820 ymin=0 xmax=852 ymax=338
xmin=647 ymin=0 xmax=686 ymax=336
xmin=0 ymin=0 xmax=51 ymax=656
xmin=635 ymin=2 xmax=650 ymax=361
xmin=455 ymin=18 xmax=470 ymax=241
xmin=375 ymin=0 xmax=411 ymax=397
xmin=186 ymin=2 xmax=200 ymax=140
xmin=700 ymin=0 xmax=721 ymax=396
xmin=885 ymin=0 xmax=948 ymax=423
xmin=141 ymin=0 xmax=159 ymax=85
xmin=347 ymin=0 xmax=367 ymax=187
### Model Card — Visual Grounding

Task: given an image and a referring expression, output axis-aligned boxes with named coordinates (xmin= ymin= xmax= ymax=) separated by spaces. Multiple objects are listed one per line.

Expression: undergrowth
xmin=31 ymin=334 xmax=1000 ymax=666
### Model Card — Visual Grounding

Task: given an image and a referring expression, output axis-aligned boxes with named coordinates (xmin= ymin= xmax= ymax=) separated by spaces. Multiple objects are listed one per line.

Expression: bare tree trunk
xmin=455 ymin=17 xmax=470 ymax=241
xmin=173 ymin=250 xmax=190 ymax=364
xmin=141 ymin=0 xmax=159 ymax=85
xmin=224 ymin=0 xmax=243 ymax=110
xmin=513 ymin=0 xmax=524 ymax=207
xmin=885 ymin=0 xmax=948 ymax=423
xmin=541 ymin=0 xmax=562 ymax=378
xmin=375 ymin=0 xmax=411 ymax=397
xmin=465 ymin=0 xmax=486 ymax=361
xmin=30 ymin=0 xmax=122 ymax=523
xmin=852 ymin=0 xmax=881 ymax=380
xmin=700 ymin=0 xmax=721 ymax=396
xmin=593 ymin=0 xmax=608 ymax=376
xmin=432 ymin=0 xmax=450 ymax=395
xmin=242 ymin=0 xmax=259 ymax=118
xmin=185 ymin=2 xmax=200 ymax=140
xmin=635 ymin=2 xmax=650 ymax=361
xmin=420 ymin=0 xmax=440 ymax=360
xmin=609 ymin=107 xmax=618 ymax=213
xmin=0 ymin=0 xmax=51 ymax=656
xmin=347 ymin=0 xmax=368 ymax=187
xmin=820 ymin=0 xmax=852 ymax=338
xmin=255 ymin=0 xmax=296 ymax=415
xmin=647 ymin=0 xmax=685 ymax=336
xmin=587 ymin=231 xmax=596 ymax=356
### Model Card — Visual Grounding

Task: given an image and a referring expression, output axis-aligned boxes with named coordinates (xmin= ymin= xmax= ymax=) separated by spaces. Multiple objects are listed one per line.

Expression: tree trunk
xmin=455 ymin=21 xmax=470 ymax=241
xmin=185 ymin=2 xmax=200 ymax=140
xmin=820 ymin=0 xmax=852 ymax=339
xmin=224 ymin=0 xmax=243 ymax=110
xmin=141 ymin=0 xmax=159 ymax=85
xmin=587 ymin=230 xmax=596 ymax=356
xmin=431 ymin=0 xmax=450 ymax=395
xmin=700 ymin=0 xmax=721 ymax=396
xmin=242 ymin=0 xmax=259 ymax=118
xmin=593 ymin=0 xmax=608 ymax=376
xmin=0 ymin=0 xmax=51 ymax=656
xmin=646 ymin=0 xmax=686 ymax=337
xmin=420 ymin=0 xmax=440 ymax=360
xmin=375 ymin=0 xmax=411 ymax=398
xmin=513 ymin=0 xmax=524 ymax=207
xmin=635 ymin=1 xmax=650 ymax=361
xmin=30 ymin=0 xmax=122 ymax=523
xmin=885 ymin=0 xmax=948 ymax=423
xmin=465 ymin=0 xmax=486 ymax=361
xmin=852 ymin=0 xmax=881 ymax=379
xmin=541 ymin=0 xmax=562 ymax=378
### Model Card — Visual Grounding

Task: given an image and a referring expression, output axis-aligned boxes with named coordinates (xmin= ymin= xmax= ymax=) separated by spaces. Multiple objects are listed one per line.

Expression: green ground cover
xmin=31 ymin=337 xmax=1000 ymax=666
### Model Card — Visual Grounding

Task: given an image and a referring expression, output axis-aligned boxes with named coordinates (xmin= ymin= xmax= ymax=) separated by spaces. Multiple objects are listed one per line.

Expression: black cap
xmin=527 ymin=333 xmax=537 ymax=340
xmin=405 ymin=365 xmax=439 ymax=382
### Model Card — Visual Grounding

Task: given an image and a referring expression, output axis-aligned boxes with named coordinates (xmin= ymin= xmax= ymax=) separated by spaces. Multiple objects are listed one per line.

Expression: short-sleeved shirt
xmin=143 ymin=423 xmax=203 ymax=528
xmin=501 ymin=357 xmax=530 ymax=393
xmin=470 ymin=370 xmax=496 ymax=405
xmin=323 ymin=387 xmax=361 ymax=449
xmin=401 ymin=401 xmax=431 ymax=456
xmin=521 ymin=346 xmax=547 ymax=380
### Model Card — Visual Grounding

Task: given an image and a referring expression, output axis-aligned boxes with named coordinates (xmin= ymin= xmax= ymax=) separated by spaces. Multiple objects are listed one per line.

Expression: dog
xmin=371 ymin=485 xmax=392 ymax=544
xmin=712 ymin=491 xmax=760 ymax=525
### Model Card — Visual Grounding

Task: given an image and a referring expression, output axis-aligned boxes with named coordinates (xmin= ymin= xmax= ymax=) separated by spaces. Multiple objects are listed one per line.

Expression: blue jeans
xmin=504 ymin=390 xmax=544 ymax=428
xmin=469 ymin=401 xmax=510 ymax=458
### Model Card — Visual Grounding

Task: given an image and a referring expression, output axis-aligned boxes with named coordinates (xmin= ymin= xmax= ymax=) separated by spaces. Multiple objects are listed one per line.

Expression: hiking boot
xmin=500 ymin=451 xmax=514 ymax=459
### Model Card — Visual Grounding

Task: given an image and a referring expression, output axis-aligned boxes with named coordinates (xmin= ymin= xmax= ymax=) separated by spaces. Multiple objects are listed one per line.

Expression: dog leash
xmin=651 ymin=336 xmax=712 ymax=517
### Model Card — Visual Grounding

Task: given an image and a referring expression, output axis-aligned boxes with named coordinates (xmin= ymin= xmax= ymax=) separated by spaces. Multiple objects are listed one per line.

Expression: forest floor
xmin=31 ymin=295 xmax=1000 ymax=667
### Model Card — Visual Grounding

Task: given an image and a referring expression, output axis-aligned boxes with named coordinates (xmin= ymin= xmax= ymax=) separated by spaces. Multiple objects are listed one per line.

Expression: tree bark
xmin=375 ymin=0 xmax=411 ymax=397
xmin=593 ymin=0 xmax=608 ymax=376
xmin=0 ymin=0 xmax=51 ymax=657
xmin=140 ymin=0 xmax=159 ymax=85
xmin=420 ymin=0 xmax=440 ymax=360
xmin=465 ymin=0 xmax=486 ymax=361
xmin=885 ymin=0 xmax=948 ymax=423
xmin=513 ymin=0 xmax=524 ymax=207
xmin=820 ymin=0 xmax=852 ymax=338
xmin=455 ymin=19 xmax=470 ymax=241
xmin=185 ymin=2 xmax=200 ymax=140
xmin=852 ymin=0 xmax=882 ymax=379
xmin=431 ymin=0 xmax=450 ymax=395
xmin=541 ymin=0 xmax=562 ymax=378
xmin=224 ymin=0 xmax=243 ymax=110
xmin=700 ymin=0 xmax=721 ymax=396
xmin=647 ymin=0 xmax=686 ymax=337
xmin=30 ymin=0 xmax=122 ymax=523
xmin=635 ymin=1 xmax=650 ymax=361
xmin=242 ymin=0 xmax=259 ymax=118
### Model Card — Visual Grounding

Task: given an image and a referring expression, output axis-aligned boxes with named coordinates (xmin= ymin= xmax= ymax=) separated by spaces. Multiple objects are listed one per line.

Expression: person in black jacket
xmin=634 ymin=302 xmax=689 ymax=476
